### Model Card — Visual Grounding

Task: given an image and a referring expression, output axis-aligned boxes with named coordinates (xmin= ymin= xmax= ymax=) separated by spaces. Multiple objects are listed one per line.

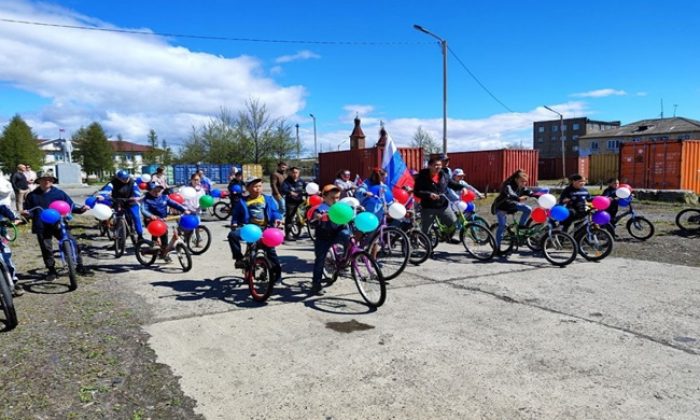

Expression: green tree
xmin=143 ymin=129 xmax=161 ymax=164
xmin=0 ymin=114 xmax=44 ymax=173
xmin=161 ymin=139 xmax=173 ymax=165
xmin=411 ymin=126 xmax=440 ymax=157
xmin=73 ymin=122 xmax=113 ymax=178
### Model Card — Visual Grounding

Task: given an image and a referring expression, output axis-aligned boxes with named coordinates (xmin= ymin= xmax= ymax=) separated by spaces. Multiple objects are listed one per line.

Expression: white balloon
xmin=141 ymin=174 xmax=152 ymax=182
xmin=305 ymin=182 xmax=320 ymax=195
xmin=537 ymin=193 xmax=557 ymax=210
xmin=91 ymin=203 xmax=113 ymax=221
xmin=180 ymin=186 xmax=197 ymax=200
xmin=339 ymin=196 xmax=360 ymax=208
xmin=452 ymin=200 xmax=468 ymax=212
xmin=616 ymin=187 xmax=631 ymax=199
xmin=388 ymin=202 xmax=407 ymax=219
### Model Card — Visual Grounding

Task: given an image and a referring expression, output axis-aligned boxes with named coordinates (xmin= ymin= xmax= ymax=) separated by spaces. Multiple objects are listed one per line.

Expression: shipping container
xmin=173 ymin=164 xmax=198 ymax=185
xmin=318 ymin=147 xmax=424 ymax=185
xmin=589 ymin=153 xmax=619 ymax=184
xmin=538 ymin=157 xmax=589 ymax=181
xmin=620 ymin=140 xmax=700 ymax=193
xmin=433 ymin=149 xmax=539 ymax=192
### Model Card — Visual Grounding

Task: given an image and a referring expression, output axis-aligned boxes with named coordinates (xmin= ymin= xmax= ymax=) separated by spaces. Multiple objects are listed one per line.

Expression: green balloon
xmin=199 ymin=194 xmax=215 ymax=209
xmin=328 ymin=202 xmax=354 ymax=225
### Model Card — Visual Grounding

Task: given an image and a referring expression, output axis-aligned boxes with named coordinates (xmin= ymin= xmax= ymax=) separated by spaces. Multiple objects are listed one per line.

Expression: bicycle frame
xmin=57 ymin=216 xmax=78 ymax=266
xmin=613 ymin=200 xmax=638 ymax=225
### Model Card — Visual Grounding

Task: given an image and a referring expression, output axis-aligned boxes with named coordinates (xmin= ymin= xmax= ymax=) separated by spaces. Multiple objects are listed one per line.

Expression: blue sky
xmin=1 ymin=0 xmax=698 ymax=153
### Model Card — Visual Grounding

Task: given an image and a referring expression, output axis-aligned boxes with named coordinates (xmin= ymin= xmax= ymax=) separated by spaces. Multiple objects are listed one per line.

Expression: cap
xmin=322 ymin=184 xmax=340 ymax=194
xmin=453 ymin=168 xmax=464 ymax=176
xmin=148 ymin=182 xmax=164 ymax=191
xmin=439 ymin=153 xmax=449 ymax=160
xmin=35 ymin=174 xmax=58 ymax=183
xmin=245 ymin=176 xmax=262 ymax=187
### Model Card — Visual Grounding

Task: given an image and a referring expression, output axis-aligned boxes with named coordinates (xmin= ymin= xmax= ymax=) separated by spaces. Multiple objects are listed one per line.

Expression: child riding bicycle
xmin=141 ymin=182 xmax=190 ymax=261
xmin=491 ymin=170 xmax=534 ymax=253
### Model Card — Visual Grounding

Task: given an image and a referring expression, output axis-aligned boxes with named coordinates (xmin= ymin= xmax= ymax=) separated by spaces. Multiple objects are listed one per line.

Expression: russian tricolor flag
xmin=382 ymin=133 xmax=415 ymax=190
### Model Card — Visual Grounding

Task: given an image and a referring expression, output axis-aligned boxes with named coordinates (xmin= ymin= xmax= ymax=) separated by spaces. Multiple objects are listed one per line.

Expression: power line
xmin=0 ymin=18 xmax=430 ymax=46
xmin=447 ymin=45 xmax=515 ymax=113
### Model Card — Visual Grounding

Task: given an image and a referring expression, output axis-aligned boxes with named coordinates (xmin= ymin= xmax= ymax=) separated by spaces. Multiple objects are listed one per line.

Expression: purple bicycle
xmin=323 ymin=227 xmax=386 ymax=308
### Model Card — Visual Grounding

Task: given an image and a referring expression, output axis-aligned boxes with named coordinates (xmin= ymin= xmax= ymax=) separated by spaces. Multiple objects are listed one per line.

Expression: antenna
xmin=673 ymin=104 xmax=678 ymax=118
xmin=660 ymin=98 xmax=664 ymax=119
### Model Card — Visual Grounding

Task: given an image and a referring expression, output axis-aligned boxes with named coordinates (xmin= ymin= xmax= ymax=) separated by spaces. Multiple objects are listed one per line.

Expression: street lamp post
xmin=413 ymin=24 xmax=448 ymax=154
xmin=295 ymin=123 xmax=300 ymax=160
xmin=309 ymin=113 xmax=317 ymax=156
xmin=544 ymin=105 xmax=566 ymax=179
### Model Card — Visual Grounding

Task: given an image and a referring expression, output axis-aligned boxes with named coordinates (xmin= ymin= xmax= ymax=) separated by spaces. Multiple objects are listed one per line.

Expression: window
xmin=562 ymin=135 xmax=568 ymax=142
xmin=572 ymin=135 xmax=579 ymax=141
xmin=538 ymin=126 xmax=545 ymax=133
xmin=591 ymin=141 xmax=599 ymax=151
xmin=562 ymin=125 xmax=568 ymax=132
xmin=538 ymin=137 xmax=544 ymax=143
xmin=607 ymin=140 xmax=620 ymax=150
xmin=552 ymin=125 xmax=559 ymax=132
xmin=551 ymin=136 xmax=557 ymax=142
xmin=572 ymin=123 xmax=580 ymax=130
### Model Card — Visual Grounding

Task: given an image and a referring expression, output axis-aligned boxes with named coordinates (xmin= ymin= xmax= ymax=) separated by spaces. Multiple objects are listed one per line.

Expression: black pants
xmin=284 ymin=200 xmax=303 ymax=235
xmin=562 ymin=208 xmax=587 ymax=231
xmin=227 ymin=228 xmax=281 ymax=279
xmin=37 ymin=228 xmax=83 ymax=271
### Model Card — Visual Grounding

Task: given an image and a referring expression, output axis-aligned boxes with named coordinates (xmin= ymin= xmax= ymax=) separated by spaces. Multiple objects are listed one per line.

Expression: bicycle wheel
xmin=472 ymin=215 xmax=490 ymax=229
xmin=525 ymin=223 xmax=548 ymax=252
xmin=306 ymin=221 xmax=317 ymax=241
xmin=428 ymin=225 xmax=440 ymax=250
xmin=134 ymin=240 xmax=158 ymax=266
xmin=460 ymin=223 xmax=496 ymax=261
xmin=676 ymin=208 xmax=700 ymax=233
xmin=212 ymin=201 xmax=231 ymax=220
xmin=368 ymin=227 xmax=409 ymax=281
xmin=290 ymin=213 xmax=303 ymax=239
xmin=323 ymin=246 xmax=340 ymax=285
xmin=2 ymin=223 xmax=18 ymax=243
xmin=247 ymin=254 xmax=274 ymax=302
xmin=626 ymin=216 xmax=655 ymax=241
xmin=186 ymin=225 xmax=212 ymax=255
xmin=542 ymin=231 xmax=577 ymax=267
xmin=489 ymin=223 xmax=515 ymax=254
xmin=350 ymin=250 xmax=386 ymax=308
xmin=174 ymin=243 xmax=192 ymax=272
xmin=114 ymin=217 xmax=127 ymax=258
xmin=62 ymin=240 xmax=78 ymax=291
xmin=577 ymin=227 xmax=614 ymax=261
xmin=407 ymin=229 xmax=432 ymax=265
xmin=0 ymin=266 xmax=18 ymax=331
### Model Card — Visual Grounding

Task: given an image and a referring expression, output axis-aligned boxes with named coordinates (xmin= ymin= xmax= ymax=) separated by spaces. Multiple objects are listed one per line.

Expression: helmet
xmin=116 ymin=170 xmax=130 ymax=181
xmin=147 ymin=182 xmax=163 ymax=191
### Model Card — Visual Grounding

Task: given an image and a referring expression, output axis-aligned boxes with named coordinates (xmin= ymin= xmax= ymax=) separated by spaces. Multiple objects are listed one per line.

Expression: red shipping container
xmin=620 ymin=140 xmax=700 ymax=193
xmin=538 ymin=157 xmax=590 ymax=181
xmin=318 ymin=147 xmax=423 ymax=185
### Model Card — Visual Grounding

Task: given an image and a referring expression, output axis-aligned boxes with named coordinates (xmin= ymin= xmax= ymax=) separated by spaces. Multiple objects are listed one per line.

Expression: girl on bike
xmin=183 ymin=173 xmax=206 ymax=213
xmin=492 ymin=169 xmax=533 ymax=253
xmin=559 ymin=173 xmax=591 ymax=231
xmin=334 ymin=169 xmax=356 ymax=199
xmin=141 ymin=183 xmax=190 ymax=262
xmin=355 ymin=169 xmax=393 ymax=220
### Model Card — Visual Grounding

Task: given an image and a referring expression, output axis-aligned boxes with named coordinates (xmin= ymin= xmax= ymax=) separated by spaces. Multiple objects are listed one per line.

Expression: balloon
xmin=592 ymin=196 xmax=611 ymax=211
xmin=466 ymin=202 xmax=476 ymax=213
xmin=138 ymin=182 xmax=148 ymax=190
xmin=592 ymin=211 xmax=611 ymax=225
xmin=355 ymin=212 xmax=380 ymax=233
xmin=618 ymin=197 xmax=632 ymax=207
xmin=531 ymin=207 xmax=549 ymax=223
xmin=619 ymin=183 xmax=632 ymax=191
xmin=179 ymin=214 xmax=200 ymax=231
xmin=169 ymin=193 xmax=185 ymax=204
xmin=231 ymin=185 xmax=242 ymax=194
xmin=261 ymin=228 xmax=285 ymax=247
xmin=392 ymin=187 xmax=410 ymax=205
xmin=211 ymin=189 xmax=222 ymax=198
xmin=240 ymin=224 xmax=263 ymax=243
xmin=538 ymin=193 xmax=557 ymax=209
xmin=616 ymin=187 xmax=631 ymax=199
xmin=328 ymin=202 xmax=354 ymax=225
xmin=180 ymin=186 xmax=197 ymax=200
xmin=140 ymin=174 xmax=152 ymax=183
xmin=147 ymin=220 xmax=168 ymax=237
xmin=49 ymin=200 xmax=71 ymax=216
xmin=85 ymin=196 xmax=98 ymax=209
xmin=199 ymin=195 xmax=214 ymax=209
xmin=339 ymin=197 xmax=360 ymax=208
xmin=388 ymin=202 xmax=407 ymax=219
xmin=550 ymin=205 xmax=570 ymax=222
xmin=91 ymin=203 xmax=113 ymax=221
xmin=135 ymin=177 xmax=143 ymax=184
xmin=451 ymin=201 xmax=467 ymax=213
xmin=40 ymin=208 xmax=61 ymax=224
xmin=308 ymin=195 xmax=322 ymax=207
xmin=221 ymin=190 xmax=229 ymax=198
xmin=305 ymin=182 xmax=319 ymax=195
xmin=384 ymin=189 xmax=394 ymax=203
xmin=306 ymin=205 xmax=320 ymax=221
xmin=461 ymin=190 xmax=476 ymax=203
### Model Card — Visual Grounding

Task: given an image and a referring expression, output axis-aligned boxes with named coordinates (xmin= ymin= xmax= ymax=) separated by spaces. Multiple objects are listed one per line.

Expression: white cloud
xmin=275 ymin=50 xmax=321 ymax=64
xmin=636 ymin=92 xmax=648 ymax=97
xmin=571 ymin=88 xmax=627 ymax=98
xmin=0 ymin=0 xmax=306 ymax=143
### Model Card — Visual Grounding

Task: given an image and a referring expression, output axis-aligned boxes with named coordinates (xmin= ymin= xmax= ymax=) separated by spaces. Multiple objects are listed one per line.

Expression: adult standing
xmin=270 ymin=161 xmax=288 ymax=216
xmin=280 ymin=166 xmax=306 ymax=241
xmin=414 ymin=156 xmax=462 ymax=236
xmin=334 ymin=169 xmax=356 ymax=198
xmin=151 ymin=166 xmax=169 ymax=192
xmin=24 ymin=165 xmax=37 ymax=191
xmin=11 ymin=164 xmax=29 ymax=212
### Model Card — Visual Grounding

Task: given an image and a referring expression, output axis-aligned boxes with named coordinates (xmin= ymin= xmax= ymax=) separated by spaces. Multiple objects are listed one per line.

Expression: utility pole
xmin=295 ymin=123 xmax=300 ymax=160
xmin=544 ymin=105 xmax=566 ymax=179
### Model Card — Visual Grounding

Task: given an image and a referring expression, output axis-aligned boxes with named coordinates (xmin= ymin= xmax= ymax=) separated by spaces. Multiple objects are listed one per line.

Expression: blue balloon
xmin=179 ymin=214 xmax=200 ymax=231
xmin=231 ymin=185 xmax=242 ymax=194
xmin=85 ymin=196 xmax=98 ymax=208
xmin=211 ymin=189 xmax=222 ymax=198
xmin=466 ymin=202 xmax=476 ymax=213
xmin=40 ymin=208 xmax=61 ymax=224
xmin=550 ymin=205 xmax=570 ymax=222
xmin=135 ymin=177 xmax=143 ymax=184
xmin=354 ymin=211 xmax=380 ymax=233
xmin=618 ymin=197 xmax=632 ymax=207
xmin=240 ymin=224 xmax=263 ymax=243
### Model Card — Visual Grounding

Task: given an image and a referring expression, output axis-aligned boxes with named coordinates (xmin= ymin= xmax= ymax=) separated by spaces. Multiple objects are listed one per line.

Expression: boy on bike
xmin=23 ymin=174 xmax=90 ymax=281
xmin=100 ymin=169 xmax=144 ymax=241
xmin=227 ymin=177 xmax=282 ymax=281
xmin=141 ymin=183 xmax=190 ymax=262
xmin=559 ymin=173 xmax=591 ymax=231
xmin=0 ymin=203 xmax=24 ymax=295
xmin=310 ymin=185 xmax=351 ymax=295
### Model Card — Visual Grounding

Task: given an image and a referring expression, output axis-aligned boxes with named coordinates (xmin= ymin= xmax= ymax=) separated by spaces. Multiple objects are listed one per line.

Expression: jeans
xmin=1 ymin=241 xmax=16 ymax=280
xmin=420 ymin=206 xmax=457 ymax=235
xmin=312 ymin=229 xmax=351 ymax=287
xmin=495 ymin=203 xmax=532 ymax=247
xmin=274 ymin=195 xmax=286 ymax=215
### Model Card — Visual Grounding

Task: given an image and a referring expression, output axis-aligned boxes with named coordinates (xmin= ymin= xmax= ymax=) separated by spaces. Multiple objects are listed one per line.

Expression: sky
xmin=1 ymin=0 xmax=699 ymax=155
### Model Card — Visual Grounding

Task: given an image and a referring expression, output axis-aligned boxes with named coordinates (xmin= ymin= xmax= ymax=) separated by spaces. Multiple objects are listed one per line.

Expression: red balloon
xmin=531 ymin=207 xmax=550 ymax=224
xmin=392 ymin=187 xmax=410 ymax=205
xmin=147 ymin=220 xmax=168 ymax=237
xmin=138 ymin=182 xmax=148 ymax=189
xmin=461 ymin=189 xmax=476 ymax=203
xmin=169 ymin=193 xmax=185 ymax=204
xmin=619 ymin=183 xmax=633 ymax=191
xmin=308 ymin=195 xmax=323 ymax=207
xmin=221 ymin=190 xmax=230 ymax=198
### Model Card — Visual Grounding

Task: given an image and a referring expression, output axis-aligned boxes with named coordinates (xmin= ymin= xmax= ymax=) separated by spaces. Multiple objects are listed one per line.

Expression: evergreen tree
xmin=0 ymin=114 xmax=44 ymax=173
xmin=143 ymin=129 xmax=161 ymax=164
xmin=73 ymin=122 xmax=113 ymax=178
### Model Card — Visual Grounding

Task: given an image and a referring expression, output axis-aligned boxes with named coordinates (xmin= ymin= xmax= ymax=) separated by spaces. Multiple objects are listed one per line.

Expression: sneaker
xmin=12 ymin=285 xmax=24 ymax=297
xmin=448 ymin=237 xmax=461 ymax=245
xmin=308 ymin=284 xmax=324 ymax=296
xmin=162 ymin=255 xmax=173 ymax=263
xmin=234 ymin=259 xmax=246 ymax=269
xmin=46 ymin=269 xmax=58 ymax=282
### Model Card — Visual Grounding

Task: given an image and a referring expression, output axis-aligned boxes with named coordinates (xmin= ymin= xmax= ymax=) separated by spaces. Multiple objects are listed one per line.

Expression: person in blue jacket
xmin=227 ymin=177 xmax=282 ymax=280
xmin=99 ymin=169 xmax=144 ymax=240
xmin=355 ymin=168 xmax=393 ymax=220
xmin=0 ymin=204 xmax=23 ymax=295
xmin=141 ymin=182 xmax=189 ymax=261
xmin=23 ymin=174 xmax=89 ymax=281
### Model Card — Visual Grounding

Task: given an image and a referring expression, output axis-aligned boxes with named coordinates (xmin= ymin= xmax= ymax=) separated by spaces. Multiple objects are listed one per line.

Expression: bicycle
xmin=675 ymin=207 xmax=700 ymax=234
xmin=238 ymin=239 xmax=276 ymax=302
xmin=429 ymin=195 xmax=496 ymax=261
xmin=288 ymin=198 xmax=315 ymax=240
xmin=323 ymin=225 xmax=386 ymax=307
xmin=111 ymin=198 xmax=140 ymax=258
xmin=0 ymin=219 xmax=18 ymax=243
xmin=0 ymin=243 xmax=18 ymax=330
xmin=184 ymin=222 xmax=212 ymax=255
xmin=398 ymin=197 xmax=432 ymax=266
xmin=212 ymin=199 xmax=232 ymax=220
xmin=611 ymin=197 xmax=655 ymax=241
xmin=27 ymin=206 xmax=80 ymax=290
xmin=569 ymin=207 xmax=614 ymax=261
xmin=134 ymin=216 xmax=193 ymax=272
xmin=362 ymin=190 xmax=410 ymax=281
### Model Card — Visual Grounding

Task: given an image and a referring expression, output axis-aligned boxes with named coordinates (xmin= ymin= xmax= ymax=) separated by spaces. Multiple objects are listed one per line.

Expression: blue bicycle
xmin=28 ymin=207 xmax=80 ymax=291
